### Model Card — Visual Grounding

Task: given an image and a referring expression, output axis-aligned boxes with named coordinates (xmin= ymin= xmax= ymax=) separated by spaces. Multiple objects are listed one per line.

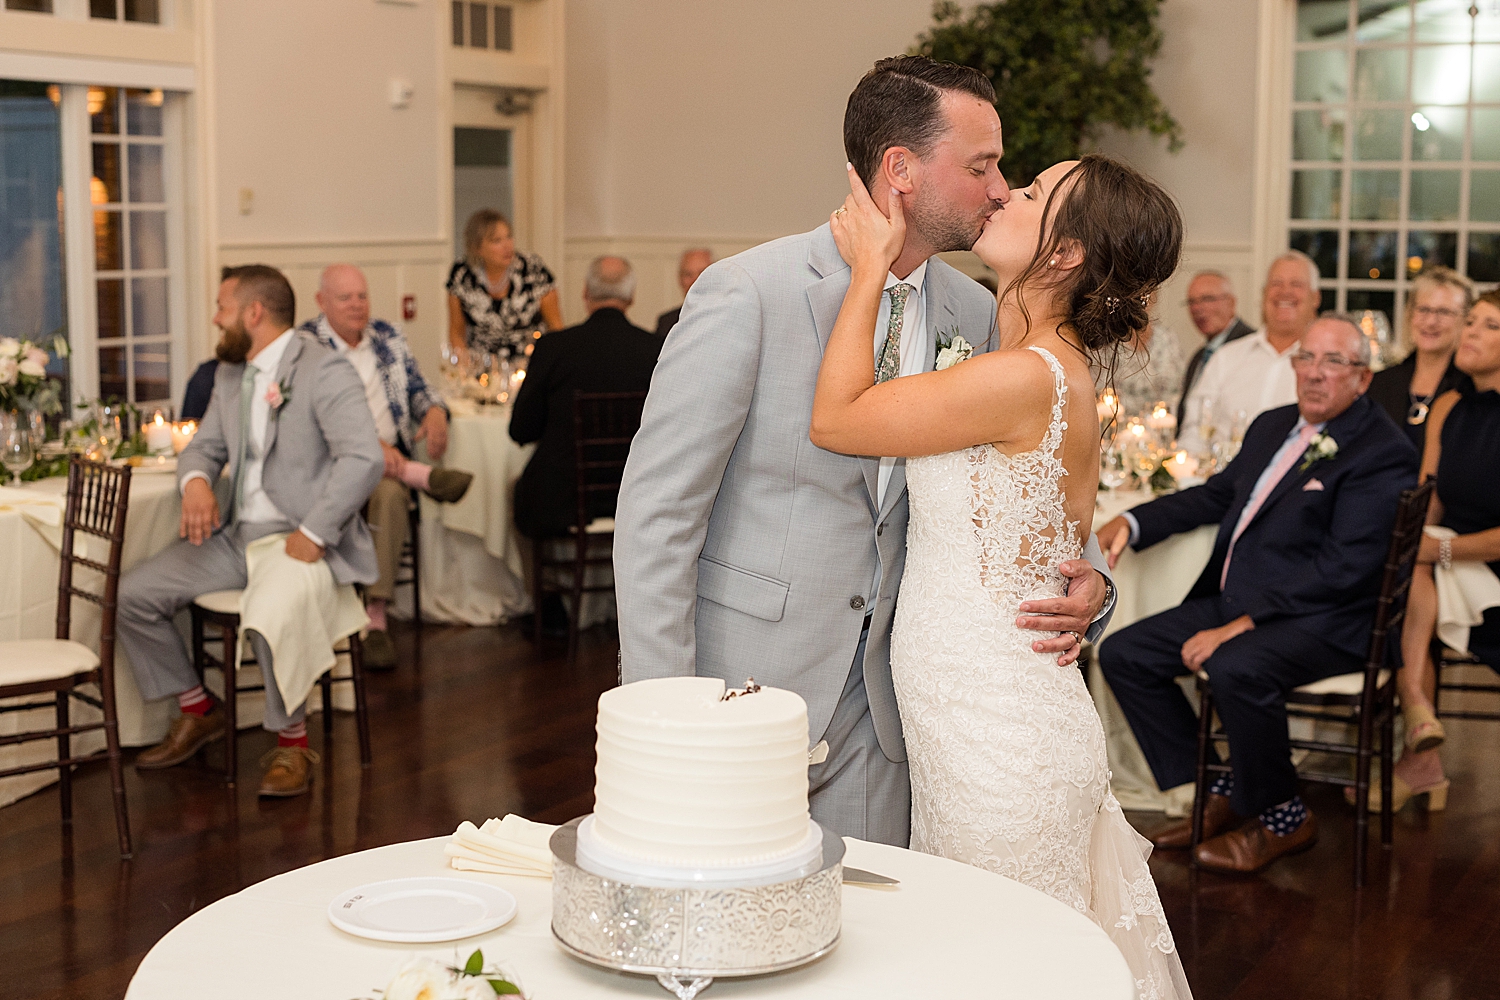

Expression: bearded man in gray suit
xmin=614 ymin=57 xmax=1116 ymax=846
xmin=117 ymin=265 xmax=383 ymax=797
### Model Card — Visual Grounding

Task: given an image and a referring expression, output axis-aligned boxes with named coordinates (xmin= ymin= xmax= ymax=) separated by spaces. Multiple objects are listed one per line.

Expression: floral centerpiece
xmin=365 ymin=949 xmax=525 ymax=1000
xmin=0 ymin=336 xmax=67 ymax=415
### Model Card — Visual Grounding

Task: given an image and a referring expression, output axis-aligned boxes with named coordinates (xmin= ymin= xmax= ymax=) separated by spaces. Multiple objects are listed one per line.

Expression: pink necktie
xmin=1220 ymin=423 xmax=1318 ymax=589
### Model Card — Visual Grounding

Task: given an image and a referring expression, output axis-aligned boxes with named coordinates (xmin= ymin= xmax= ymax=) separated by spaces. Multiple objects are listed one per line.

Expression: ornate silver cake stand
xmin=550 ymin=817 xmax=844 ymax=999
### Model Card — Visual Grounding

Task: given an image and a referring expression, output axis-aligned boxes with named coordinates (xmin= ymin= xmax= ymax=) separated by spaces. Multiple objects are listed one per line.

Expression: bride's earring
xmin=1048 ymin=258 xmax=1058 ymax=267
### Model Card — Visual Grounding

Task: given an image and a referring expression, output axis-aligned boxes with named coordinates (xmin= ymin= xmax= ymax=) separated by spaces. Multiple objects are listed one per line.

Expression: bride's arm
xmin=810 ymin=166 xmax=1051 ymax=458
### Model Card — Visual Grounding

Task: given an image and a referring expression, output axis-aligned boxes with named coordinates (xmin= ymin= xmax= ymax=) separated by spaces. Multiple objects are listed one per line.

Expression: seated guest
xmin=1367 ymin=266 xmax=1474 ymax=456
xmin=1369 ymin=290 xmax=1500 ymax=811
xmin=300 ymin=264 xmax=473 ymax=669
xmin=1177 ymin=252 xmax=1319 ymax=454
xmin=1177 ymin=270 xmax=1254 ymax=420
xmin=117 ymin=265 xmax=384 ymax=797
xmin=511 ymin=255 xmax=662 ymax=539
xmin=181 ymin=358 xmax=218 ymax=422
xmin=1097 ymin=315 xmax=1418 ymax=873
xmin=1097 ymin=298 xmax=1187 ymax=420
xmin=654 ymin=247 xmax=713 ymax=337
xmin=447 ymin=208 xmax=562 ymax=364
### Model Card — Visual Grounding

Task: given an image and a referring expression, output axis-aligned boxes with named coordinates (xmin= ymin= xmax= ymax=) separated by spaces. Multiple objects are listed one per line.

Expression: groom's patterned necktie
xmin=876 ymin=283 xmax=915 ymax=383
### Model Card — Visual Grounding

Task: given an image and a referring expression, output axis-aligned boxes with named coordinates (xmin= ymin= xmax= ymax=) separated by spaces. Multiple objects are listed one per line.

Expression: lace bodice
xmin=890 ymin=346 xmax=1191 ymax=1000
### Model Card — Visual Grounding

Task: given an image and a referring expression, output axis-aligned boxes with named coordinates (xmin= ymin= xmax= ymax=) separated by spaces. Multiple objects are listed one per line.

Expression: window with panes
xmin=1291 ymin=0 xmax=1500 ymax=338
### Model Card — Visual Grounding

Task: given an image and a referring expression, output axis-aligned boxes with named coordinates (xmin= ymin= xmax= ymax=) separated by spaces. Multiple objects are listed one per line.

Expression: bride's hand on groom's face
xmin=830 ymin=163 xmax=905 ymax=277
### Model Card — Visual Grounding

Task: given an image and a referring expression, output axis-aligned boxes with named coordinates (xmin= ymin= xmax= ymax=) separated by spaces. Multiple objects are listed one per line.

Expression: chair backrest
xmin=1359 ymin=476 xmax=1437 ymax=695
xmin=56 ymin=459 xmax=133 ymax=664
xmin=571 ymin=391 xmax=648 ymax=531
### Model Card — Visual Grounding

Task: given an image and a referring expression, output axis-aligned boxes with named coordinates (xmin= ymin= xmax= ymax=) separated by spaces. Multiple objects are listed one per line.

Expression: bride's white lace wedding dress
xmin=891 ymin=346 xmax=1192 ymax=1000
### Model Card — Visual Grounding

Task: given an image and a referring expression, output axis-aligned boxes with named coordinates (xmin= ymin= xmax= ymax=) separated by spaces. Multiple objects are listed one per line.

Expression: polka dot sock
xmin=1258 ymin=796 xmax=1308 ymax=837
xmin=1209 ymin=771 xmax=1235 ymax=798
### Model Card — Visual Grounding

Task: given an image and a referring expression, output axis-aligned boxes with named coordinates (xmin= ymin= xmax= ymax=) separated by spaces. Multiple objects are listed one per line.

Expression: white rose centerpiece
xmin=0 ymin=335 xmax=67 ymax=415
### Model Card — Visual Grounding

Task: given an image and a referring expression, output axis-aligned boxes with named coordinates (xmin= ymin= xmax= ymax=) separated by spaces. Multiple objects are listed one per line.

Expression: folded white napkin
xmin=446 ymin=814 xmax=558 ymax=878
xmin=1428 ymin=526 xmax=1500 ymax=654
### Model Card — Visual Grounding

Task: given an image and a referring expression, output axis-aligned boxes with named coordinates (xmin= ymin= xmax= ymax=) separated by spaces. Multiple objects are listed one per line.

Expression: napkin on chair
xmin=446 ymin=814 xmax=559 ymax=877
xmin=1428 ymin=525 xmax=1500 ymax=654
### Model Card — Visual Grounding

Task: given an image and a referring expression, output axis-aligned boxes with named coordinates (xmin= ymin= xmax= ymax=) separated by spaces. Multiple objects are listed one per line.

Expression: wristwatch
xmin=1094 ymin=576 xmax=1116 ymax=623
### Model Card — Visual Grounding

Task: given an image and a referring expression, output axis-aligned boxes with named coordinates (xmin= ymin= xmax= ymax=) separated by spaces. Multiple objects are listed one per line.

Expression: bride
xmin=811 ymin=154 xmax=1191 ymax=1000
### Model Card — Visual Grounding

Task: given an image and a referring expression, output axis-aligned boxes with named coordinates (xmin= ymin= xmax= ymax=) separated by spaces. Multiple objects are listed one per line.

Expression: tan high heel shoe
xmin=1403 ymin=703 xmax=1447 ymax=754
xmin=1344 ymin=772 xmax=1450 ymax=812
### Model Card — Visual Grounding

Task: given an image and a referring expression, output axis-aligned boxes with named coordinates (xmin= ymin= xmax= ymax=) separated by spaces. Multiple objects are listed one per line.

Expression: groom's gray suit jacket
xmin=614 ymin=225 xmax=1004 ymax=762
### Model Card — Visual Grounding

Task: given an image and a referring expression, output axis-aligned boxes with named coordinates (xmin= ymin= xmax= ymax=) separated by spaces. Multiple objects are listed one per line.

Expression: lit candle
xmin=170 ymin=420 xmax=197 ymax=454
xmin=1162 ymin=450 xmax=1197 ymax=480
xmin=145 ymin=411 xmax=174 ymax=454
xmin=1147 ymin=401 xmax=1174 ymax=431
xmin=1096 ymin=389 xmax=1119 ymax=425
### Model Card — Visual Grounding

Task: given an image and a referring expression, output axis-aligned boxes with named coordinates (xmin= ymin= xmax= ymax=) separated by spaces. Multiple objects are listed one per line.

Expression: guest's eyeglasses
xmin=1185 ymin=294 xmax=1231 ymax=307
xmin=1290 ymin=352 xmax=1366 ymax=372
xmin=1412 ymin=305 xmax=1464 ymax=321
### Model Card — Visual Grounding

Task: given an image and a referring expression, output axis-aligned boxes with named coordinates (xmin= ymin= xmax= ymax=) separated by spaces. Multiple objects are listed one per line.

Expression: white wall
xmin=208 ymin=0 xmax=449 ymax=375
xmin=563 ymin=0 xmax=1268 ymax=347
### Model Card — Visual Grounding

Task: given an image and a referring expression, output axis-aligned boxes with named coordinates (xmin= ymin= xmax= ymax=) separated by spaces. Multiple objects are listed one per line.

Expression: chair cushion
xmin=1295 ymin=670 xmax=1390 ymax=696
xmin=0 ymin=640 xmax=101 ymax=686
xmin=566 ymin=517 xmax=615 ymax=535
xmin=193 ymin=589 xmax=244 ymax=615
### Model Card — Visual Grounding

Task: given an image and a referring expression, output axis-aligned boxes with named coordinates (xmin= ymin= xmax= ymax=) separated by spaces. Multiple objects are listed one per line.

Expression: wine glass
xmin=98 ymin=410 xmax=123 ymax=459
xmin=1099 ymin=446 xmax=1128 ymax=491
xmin=2 ymin=422 xmax=35 ymax=486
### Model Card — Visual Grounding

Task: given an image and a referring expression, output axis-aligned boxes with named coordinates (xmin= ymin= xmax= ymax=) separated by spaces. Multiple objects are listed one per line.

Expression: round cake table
xmin=124 ymin=835 xmax=1134 ymax=999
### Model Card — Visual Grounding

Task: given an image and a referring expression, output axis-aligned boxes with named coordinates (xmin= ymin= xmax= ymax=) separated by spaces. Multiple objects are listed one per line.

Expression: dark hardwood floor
xmin=2 ymin=620 xmax=1499 ymax=999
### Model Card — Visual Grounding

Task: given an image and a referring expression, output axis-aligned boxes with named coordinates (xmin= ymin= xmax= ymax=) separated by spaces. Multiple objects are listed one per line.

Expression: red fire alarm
xmin=402 ymin=295 xmax=417 ymax=321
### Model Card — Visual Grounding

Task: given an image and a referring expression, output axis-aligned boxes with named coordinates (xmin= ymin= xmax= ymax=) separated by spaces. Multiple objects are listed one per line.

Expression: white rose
xmin=935 ymin=346 xmax=961 ymax=371
xmin=0 ymin=338 xmax=20 ymax=359
xmin=18 ymin=358 xmax=46 ymax=378
xmin=383 ymin=958 xmax=454 ymax=1000
xmin=453 ymin=978 xmax=501 ymax=1000
xmin=24 ymin=346 xmax=48 ymax=369
xmin=0 ymin=356 xmax=16 ymax=385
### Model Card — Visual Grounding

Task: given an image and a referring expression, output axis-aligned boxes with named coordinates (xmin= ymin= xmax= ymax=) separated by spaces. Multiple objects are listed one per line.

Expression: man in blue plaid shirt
xmin=302 ymin=265 xmax=471 ymax=667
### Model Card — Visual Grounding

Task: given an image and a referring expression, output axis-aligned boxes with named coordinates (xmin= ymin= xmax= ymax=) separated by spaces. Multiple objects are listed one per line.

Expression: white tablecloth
xmin=408 ymin=398 xmax=614 ymax=629
xmin=1 ymin=472 xmax=188 ymax=806
xmin=126 ymin=835 xmax=1133 ymax=999
xmin=1090 ymin=488 xmax=1216 ymax=814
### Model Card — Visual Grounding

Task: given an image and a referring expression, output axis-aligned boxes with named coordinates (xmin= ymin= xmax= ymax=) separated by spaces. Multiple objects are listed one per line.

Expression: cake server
xmin=841 ymin=866 xmax=899 ymax=886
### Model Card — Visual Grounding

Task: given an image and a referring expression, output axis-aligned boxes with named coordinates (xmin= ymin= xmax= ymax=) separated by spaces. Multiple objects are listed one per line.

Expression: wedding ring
xmin=834 ymin=207 xmax=847 ymax=216
xmin=1066 ymin=631 xmax=1083 ymax=645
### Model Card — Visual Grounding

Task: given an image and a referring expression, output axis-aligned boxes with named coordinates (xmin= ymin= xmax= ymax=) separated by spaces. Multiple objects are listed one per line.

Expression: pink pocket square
xmin=1303 ymin=478 xmax=1325 ymax=492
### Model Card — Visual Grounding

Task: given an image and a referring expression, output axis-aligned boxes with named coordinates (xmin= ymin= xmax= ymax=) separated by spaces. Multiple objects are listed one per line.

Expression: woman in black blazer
xmin=1367 ymin=266 xmax=1474 ymax=454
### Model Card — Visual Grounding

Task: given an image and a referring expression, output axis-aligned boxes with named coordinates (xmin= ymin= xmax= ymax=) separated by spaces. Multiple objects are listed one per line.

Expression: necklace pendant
xmin=1407 ymin=401 xmax=1430 ymax=425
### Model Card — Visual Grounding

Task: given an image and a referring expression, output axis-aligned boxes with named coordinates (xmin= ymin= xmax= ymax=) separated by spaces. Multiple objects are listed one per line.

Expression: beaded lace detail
xmin=891 ymin=346 xmax=1192 ymax=1000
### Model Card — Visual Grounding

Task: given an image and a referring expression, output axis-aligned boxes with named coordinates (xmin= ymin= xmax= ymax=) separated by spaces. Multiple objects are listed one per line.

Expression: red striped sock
xmin=277 ymin=721 xmax=308 ymax=748
xmin=177 ymin=685 xmax=212 ymax=716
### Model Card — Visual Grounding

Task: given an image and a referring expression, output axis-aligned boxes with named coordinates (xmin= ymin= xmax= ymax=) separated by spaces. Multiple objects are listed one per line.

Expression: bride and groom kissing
xmin=614 ymin=55 xmax=1191 ymax=998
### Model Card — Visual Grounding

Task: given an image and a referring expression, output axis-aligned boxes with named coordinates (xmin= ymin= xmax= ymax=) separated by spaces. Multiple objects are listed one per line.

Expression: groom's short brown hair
xmin=844 ymin=56 xmax=996 ymax=188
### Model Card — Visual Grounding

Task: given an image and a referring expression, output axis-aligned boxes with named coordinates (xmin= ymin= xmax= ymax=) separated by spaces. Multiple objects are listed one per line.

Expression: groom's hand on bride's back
xmin=1016 ymin=560 xmax=1107 ymax=667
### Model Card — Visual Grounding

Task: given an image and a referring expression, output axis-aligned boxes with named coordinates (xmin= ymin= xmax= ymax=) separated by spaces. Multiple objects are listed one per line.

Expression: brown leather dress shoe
xmin=135 ymin=707 xmax=224 ymax=770
xmin=258 ymin=746 xmax=320 ymax=797
xmin=1194 ymin=813 xmax=1319 ymax=874
xmin=423 ymin=468 xmax=473 ymax=504
xmin=1152 ymin=793 xmax=1236 ymax=849
xmin=362 ymin=628 xmax=397 ymax=670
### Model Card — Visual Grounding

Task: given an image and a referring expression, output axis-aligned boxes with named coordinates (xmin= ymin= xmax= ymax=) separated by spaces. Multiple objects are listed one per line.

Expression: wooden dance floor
xmin=2 ymin=620 xmax=1499 ymax=999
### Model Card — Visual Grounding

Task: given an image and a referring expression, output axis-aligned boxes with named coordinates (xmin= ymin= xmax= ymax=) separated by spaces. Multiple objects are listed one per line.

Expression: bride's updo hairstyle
xmin=1005 ymin=154 xmax=1183 ymax=380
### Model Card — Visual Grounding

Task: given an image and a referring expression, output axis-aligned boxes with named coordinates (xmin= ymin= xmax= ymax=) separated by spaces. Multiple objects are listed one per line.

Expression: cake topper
xmin=720 ymin=677 xmax=762 ymax=701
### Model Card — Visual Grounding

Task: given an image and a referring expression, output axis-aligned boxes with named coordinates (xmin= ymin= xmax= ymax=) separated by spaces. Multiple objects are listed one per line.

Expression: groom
xmin=614 ymin=56 xmax=1115 ymax=846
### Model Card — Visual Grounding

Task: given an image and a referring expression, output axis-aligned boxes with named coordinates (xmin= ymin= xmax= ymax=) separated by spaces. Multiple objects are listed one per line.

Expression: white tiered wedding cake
xmin=576 ymin=676 xmax=823 ymax=885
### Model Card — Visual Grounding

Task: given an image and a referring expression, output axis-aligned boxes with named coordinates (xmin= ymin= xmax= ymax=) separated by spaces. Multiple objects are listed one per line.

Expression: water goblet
xmin=2 ymin=424 xmax=34 ymax=486
xmin=1099 ymin=447 xmax=1128 ymax=491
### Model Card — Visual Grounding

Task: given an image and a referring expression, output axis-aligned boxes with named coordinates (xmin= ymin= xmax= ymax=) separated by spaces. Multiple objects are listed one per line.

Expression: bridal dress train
xmin=891 ymin=346 xmax=1192 ymax=1000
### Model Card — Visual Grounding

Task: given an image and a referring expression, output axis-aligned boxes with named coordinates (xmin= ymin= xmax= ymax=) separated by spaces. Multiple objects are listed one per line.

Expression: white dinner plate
xmin=327 ymin=877 xmax=518 ymax=943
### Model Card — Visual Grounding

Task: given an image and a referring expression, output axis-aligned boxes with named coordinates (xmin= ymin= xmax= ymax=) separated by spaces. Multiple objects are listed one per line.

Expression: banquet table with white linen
xmin=409 ymin=397 xmax=535 ymax=625
xmin=1089 ymin=487 xmax=1217 ymax=814
xmin=125 ymin=834 xmax=1135 ymax=999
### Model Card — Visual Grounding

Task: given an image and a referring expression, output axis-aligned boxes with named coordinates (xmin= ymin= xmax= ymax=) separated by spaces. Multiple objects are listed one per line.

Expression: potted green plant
xmin=913 ymin=0 xmax=1183 ymax=186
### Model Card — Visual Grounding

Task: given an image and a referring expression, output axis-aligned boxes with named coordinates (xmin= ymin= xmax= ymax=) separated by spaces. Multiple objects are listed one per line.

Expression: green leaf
xmin=464 ymin=949 xmax=484 ymax=976
xmin=487 ymin=980 xmax=522 ymax=995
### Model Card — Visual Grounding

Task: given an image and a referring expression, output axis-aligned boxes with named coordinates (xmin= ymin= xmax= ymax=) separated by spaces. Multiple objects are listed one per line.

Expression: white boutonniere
xmin=264 ymin=378 xmax=292 ymax=412
xmin=935 ymin=329 xmax=973 ymax=371
xmin=1298 ymin=431 xmax=1338 ymax=472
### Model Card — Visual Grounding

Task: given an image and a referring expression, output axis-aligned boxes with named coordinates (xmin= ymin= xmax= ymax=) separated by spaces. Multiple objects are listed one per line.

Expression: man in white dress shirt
xmin=1177 ymin=252 xmax=1322 ymax=454
xmin=117 ymin=266 xmax=383 ymax=797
